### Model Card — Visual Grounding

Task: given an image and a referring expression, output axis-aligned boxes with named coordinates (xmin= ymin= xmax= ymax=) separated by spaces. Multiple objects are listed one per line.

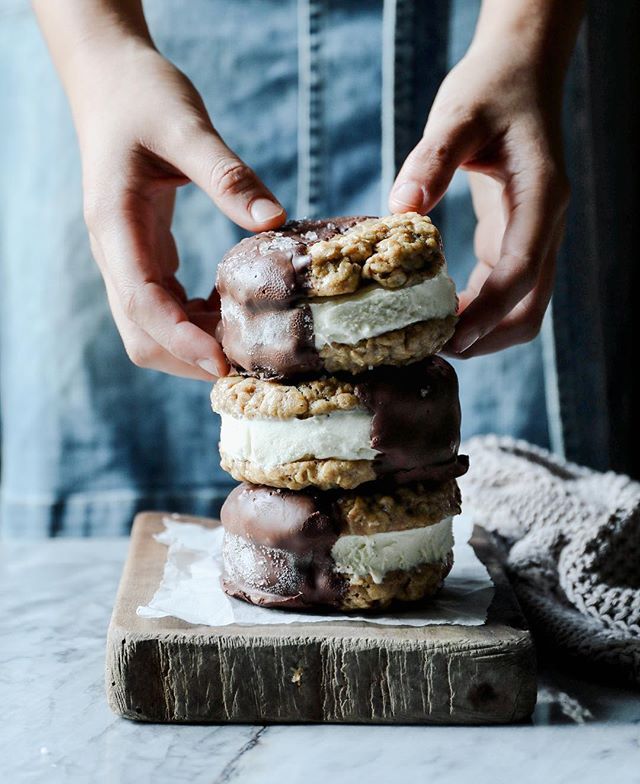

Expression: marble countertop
xmin=2 ymin=538 xmax=639 ymax=784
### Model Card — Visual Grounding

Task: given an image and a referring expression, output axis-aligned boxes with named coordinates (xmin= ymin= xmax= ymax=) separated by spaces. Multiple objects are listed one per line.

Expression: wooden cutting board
xmin=105 ymin=512 xmax=536 ymax=724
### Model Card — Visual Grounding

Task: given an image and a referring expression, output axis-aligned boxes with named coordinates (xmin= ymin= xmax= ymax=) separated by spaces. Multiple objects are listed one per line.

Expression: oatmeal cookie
xmin=319 ymin=315 xmax=457 ymax=374
xmin=220 ymin=482 xmax=456 ymax=611
xmin=214 ymin=358 xmax=468 ymax=490
xmin=216 ymin=213 xmax=457 ymax=378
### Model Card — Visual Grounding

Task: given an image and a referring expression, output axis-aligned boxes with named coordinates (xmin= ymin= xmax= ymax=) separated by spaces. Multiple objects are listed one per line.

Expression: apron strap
xmin=381 ymin=0 xmax=450 ymax=216
xmin=296 ymin=0 xmax=326 ymax=218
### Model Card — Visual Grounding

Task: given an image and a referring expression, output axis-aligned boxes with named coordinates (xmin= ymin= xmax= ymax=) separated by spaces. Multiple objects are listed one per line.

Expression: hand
xmin=74 ymin=44 xmax=286 ymax=379
xmin=389 ymin=41 xmax=570 ymax=357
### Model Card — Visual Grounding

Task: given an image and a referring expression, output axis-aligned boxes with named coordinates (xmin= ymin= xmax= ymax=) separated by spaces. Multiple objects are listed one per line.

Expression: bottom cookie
xmin=220 ymin=481 xmax=458 ymax=611
xmin=339 ymin=556 xmax=453 ymax=610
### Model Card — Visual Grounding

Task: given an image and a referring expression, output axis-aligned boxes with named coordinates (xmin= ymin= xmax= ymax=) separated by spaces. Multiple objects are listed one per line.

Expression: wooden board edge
xmin=105 ymin=620 xmax=536 ymax=724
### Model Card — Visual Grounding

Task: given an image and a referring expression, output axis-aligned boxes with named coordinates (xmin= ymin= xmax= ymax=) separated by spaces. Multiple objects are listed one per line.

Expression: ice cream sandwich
xmin=211 ymin=357 xmax=468 ymax=491
xmin=215 ymin=213 xmax=458 ymax=379
xmin=220 ymin=480 xmax=459 ymax=610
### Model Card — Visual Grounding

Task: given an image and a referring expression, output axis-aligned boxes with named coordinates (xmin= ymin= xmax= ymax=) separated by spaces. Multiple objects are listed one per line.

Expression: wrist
xmin=470 ymin=0 xmax=584 ymax=76
xmin=33 ymin=0 xmax=155 ymax=102
xmin=63 ymin=34 xmax=156 ymax=110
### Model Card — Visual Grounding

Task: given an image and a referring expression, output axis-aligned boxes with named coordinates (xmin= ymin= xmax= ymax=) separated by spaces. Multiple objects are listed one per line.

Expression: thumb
xmin=389 ymin=109 xmax=481 ymax=214
xmin=170 ymin=123 xmax=286 ymax=231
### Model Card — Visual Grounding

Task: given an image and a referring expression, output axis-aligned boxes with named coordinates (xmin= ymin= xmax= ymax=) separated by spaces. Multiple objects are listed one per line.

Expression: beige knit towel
xmin=460 ymin=436 xmax=640 ymax=686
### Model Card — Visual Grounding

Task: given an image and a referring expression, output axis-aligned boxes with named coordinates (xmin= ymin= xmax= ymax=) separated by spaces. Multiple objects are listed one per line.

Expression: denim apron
xmin=2 ymin=0 xmax=625 ymax=537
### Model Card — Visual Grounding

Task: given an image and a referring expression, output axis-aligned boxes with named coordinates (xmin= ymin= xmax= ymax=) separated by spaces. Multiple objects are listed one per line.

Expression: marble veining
xmin=2 ymin=538 xmax=639 ymax=784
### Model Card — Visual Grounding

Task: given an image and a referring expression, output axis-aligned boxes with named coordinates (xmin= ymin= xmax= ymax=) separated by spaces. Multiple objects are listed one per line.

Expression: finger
xmin=118 ymin=279 xmax=228 ymax=376
xmin=93 ymin=235 xmax=220 ymax=379
xmin=456 ymin=202 xmax=503 ymax=312
xmin=456 ymin=258 xmax=492 ymax=314
xmin=469 ymin=175 xmax=505 ymax=260
xmin=452 ymin=285 xmax=551 ymax=358
xmin=453 ymin=207 xmax=502 ymax=313
xmin=166 ymin=121 xmax=286 ymax=231
xmin=389 ymin=105 xmax=484 ymax=214
xmin=90 ymin=221 xmax=228 ymax=377
xmin=447 ymin=171 xmax=568 ymax=354
xmin=101 ymin=264 xmax=221 ymax=380
xmin=449 ymin=223 xmax=562 ymax=359
xmin=468 ymin=171 xmax=502 ymax=222
xmin=186 ymin=298 xmax=221 ymax=338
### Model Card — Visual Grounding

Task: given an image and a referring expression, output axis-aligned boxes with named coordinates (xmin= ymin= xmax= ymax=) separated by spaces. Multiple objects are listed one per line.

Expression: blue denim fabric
xmin=0 ymin=0 xmax=551 ymax=537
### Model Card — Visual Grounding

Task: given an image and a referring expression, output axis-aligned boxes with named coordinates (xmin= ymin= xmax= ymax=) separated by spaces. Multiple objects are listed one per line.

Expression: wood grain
xmin=105 ymin=512 xmax=536 ymax=724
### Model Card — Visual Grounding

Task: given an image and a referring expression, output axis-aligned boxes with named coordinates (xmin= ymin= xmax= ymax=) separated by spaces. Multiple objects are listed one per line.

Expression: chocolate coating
xmin=355 ymin=357 xmax=468 ymax=484
xmin=221 ymin=482 xmax=340 ymax=553
xmin=221 ymin=483 xmax=346 ymax=608
xmin=216 ymin=217 xmax=366 ymax=378
xmin=220 ymin=478 xmax=462 ymax=609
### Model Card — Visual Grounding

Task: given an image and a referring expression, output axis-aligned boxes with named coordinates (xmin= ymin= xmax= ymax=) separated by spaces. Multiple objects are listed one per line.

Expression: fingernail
xmin=250 ymin=198 xmax=285 ymax=225
xmin=197 ymin=359 xmax=222 ymax=378
xmin=391 ymin=181 xmax=425 ymax=211
xmin=451 ymin=329 xmax=481 ymax=355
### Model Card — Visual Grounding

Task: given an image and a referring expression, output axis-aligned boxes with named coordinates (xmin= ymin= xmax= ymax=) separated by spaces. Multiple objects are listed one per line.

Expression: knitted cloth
xmin=460 ymin=436 xmax=640 ymax=686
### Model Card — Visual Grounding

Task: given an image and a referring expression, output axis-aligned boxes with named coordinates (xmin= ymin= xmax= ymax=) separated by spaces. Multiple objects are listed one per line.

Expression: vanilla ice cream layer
xmin=219 ymin=410 xmax=378 ymax=467
xmin=308 ymin=267 xmax=457 ymax=348
xmin=331 ymin=517 xmax=454 ymax=584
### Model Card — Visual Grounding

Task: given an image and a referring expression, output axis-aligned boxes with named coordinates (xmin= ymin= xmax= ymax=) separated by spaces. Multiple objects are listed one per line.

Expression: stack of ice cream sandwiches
xmin=211 ymin=213 xmax=468 ymax=611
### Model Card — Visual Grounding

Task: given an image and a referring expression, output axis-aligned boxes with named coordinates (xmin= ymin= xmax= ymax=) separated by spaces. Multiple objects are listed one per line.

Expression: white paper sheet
xmin=137 ymin=511 xmax=494 ymax=627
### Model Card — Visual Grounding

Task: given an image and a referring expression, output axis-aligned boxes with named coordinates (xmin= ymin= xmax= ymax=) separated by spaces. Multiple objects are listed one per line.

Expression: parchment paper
xmin=137 ymin=511 xmax=494 ymax=626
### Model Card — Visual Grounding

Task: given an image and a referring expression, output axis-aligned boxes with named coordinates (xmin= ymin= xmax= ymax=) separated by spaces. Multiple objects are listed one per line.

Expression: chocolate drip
xmin=220 ymin=483 xmax=346 ymax=608
xmin=216 ymin=217 xmax=367 ymax=378
xmin=354 ymin=357 xmax=469 ymax=484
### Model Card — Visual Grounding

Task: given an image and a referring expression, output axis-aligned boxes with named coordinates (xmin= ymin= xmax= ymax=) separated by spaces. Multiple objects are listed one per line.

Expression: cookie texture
xmin=211 ymin=375 xmax=360 ymax=420
xmin=340 ymin=554 xmax=453 ymax=610
xmin=306 ymin=213 xmax=444 ymax=297
xmin=220 ymin=454 xmax=377 ymax=491
xmin=215 ymin=357 xmax=467 ymax=491
xmin=319 ymin=315 xmax=457 ymax=374
xmin=336 ymin=479 xmax=461 ymax=535
xmin=215 ymin=213 xmax=455 ymax=379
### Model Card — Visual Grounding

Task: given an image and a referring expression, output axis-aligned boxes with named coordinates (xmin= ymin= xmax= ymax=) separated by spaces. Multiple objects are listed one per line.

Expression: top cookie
xmin=293 ymin=212 xmax=443 ymax=296
xmin=216 ymin=213 xmax=458 ymax=379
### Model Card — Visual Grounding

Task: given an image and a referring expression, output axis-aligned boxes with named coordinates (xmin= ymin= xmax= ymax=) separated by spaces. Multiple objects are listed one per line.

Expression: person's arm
xmin=33 ymin=0 xmax=286 ymax=380
xmin=390 ymin=0 xmax=584 ymax=357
